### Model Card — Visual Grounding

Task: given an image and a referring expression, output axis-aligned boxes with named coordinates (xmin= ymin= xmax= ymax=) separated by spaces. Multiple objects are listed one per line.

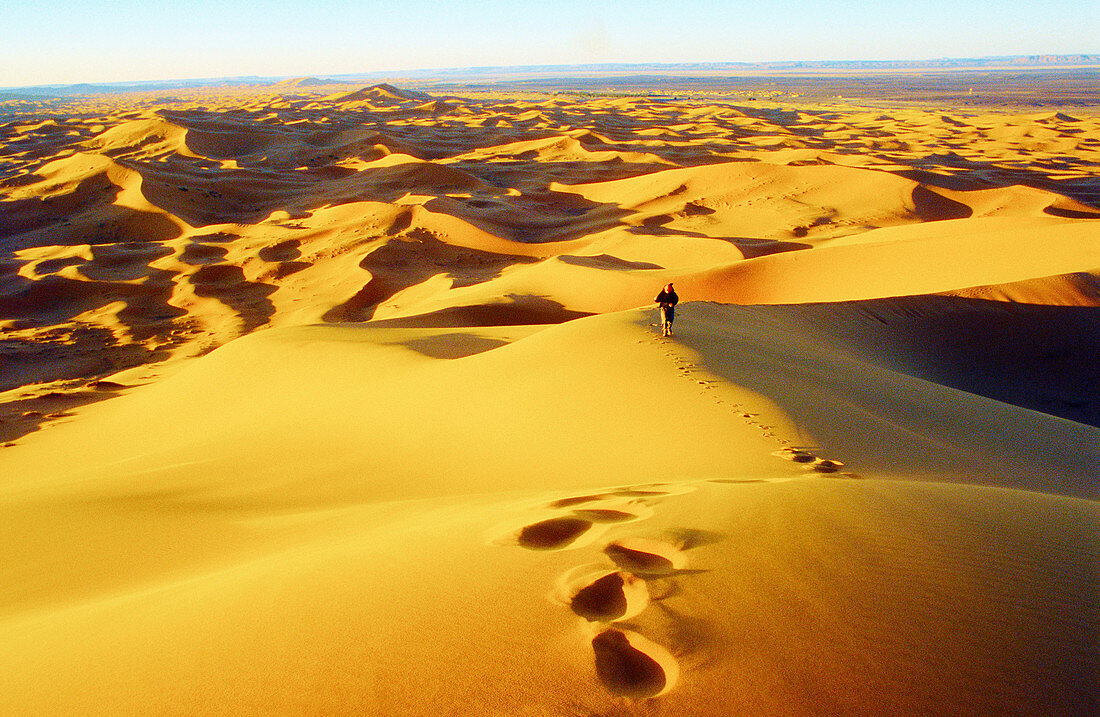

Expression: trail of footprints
xmin=771 ymin=446 xmax=860 ymax=477
xmin=508 ymin=485 xmax=693 ymax=700
xmin=500 ymin=335 xmax=860 ymax=701
xmin=643 ymin=331 xmax=860 ymax=479
xmin=506 ymin=466 xmax=854 ymax=700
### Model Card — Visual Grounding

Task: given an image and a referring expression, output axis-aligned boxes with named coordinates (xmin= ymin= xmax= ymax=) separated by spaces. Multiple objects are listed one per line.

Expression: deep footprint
xmin=613 ymin=490 xmax=668 ymax=498
xmin=549 ymin=494 xmax=608 ymax=508
xmin=604 ymin=539 xmax=685 ymax=576
xmin=517 ymin=517 xmax=593 ymax=550
xmin=571 ymin=571 xmax=649 ymax=622
xmin=572 ymin=508 xmax=639 ymax=523
xmin=591 ymin=628 xmax=678 ymax=699
xmin=773 ymin=447 xmax=818 ymax=463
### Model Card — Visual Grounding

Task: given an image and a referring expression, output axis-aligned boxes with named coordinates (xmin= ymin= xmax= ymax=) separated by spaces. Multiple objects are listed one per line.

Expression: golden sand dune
xmin=0 ymin=84 xmax=1097 ymax=714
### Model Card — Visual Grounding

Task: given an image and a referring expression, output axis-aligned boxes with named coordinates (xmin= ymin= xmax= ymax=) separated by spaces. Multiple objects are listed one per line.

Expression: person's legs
xmin=659 ymin=306 xmax=670 ymax=335
xmin=665 ymin=306 xmax=675 ymax=336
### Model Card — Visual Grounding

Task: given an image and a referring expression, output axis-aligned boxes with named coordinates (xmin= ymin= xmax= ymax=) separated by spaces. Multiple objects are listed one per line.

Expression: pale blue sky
xmin=4 ymin=0 xmax=1097 ymax=87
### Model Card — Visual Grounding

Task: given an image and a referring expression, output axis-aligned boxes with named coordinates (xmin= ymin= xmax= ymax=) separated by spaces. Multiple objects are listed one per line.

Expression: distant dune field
xmin=0 ymin=81 xmax=1097 ymax=716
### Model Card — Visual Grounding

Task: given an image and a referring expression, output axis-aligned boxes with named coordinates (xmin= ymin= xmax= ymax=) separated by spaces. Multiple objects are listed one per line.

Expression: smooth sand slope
xmin=0 ymin=310 xmax=1095 ymax=715
xmin=0 ymin=85 xmax=1097 ymax=715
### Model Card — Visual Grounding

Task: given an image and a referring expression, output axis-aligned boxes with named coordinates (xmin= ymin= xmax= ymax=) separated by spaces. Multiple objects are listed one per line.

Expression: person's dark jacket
xmin=655 ymin=289 xmax=678 ymax=307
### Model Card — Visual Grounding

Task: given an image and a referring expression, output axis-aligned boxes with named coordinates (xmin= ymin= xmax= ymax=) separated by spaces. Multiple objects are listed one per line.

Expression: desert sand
xmin=0 ymin=81 xmax=1098 ymax=715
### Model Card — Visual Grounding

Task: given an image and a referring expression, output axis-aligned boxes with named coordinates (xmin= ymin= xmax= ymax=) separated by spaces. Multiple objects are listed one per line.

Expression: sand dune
xmin=0 ymin=84 xmax=1097 ymax=714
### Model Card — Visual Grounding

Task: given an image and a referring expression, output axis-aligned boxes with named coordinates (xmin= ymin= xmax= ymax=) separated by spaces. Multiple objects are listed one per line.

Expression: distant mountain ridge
xmin=3 ymin=55 xmax=1098 ymax=99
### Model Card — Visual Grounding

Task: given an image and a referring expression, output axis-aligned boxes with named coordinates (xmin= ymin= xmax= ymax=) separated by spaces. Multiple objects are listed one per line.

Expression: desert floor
xmin=0 ymin=82 xmax=1098 ymax=715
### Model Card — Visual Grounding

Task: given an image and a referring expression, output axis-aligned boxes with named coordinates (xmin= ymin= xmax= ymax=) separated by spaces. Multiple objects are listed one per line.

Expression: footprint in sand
xmin=571 ymin=507 xmax=650 ymax=524
xmin=505 ymin=485 xmax=703 ymax=700
xmin=557 ymin=567 xmax=650 ymax=623
xmin=604 ymin=538 xmax=687 ymax=577
xmin=500 ymin=487 xmax=681 ymax=553
xmin=543 ymin=495 xmax=657 ymax=525
xmin=608 ymin=483 xmax=697 ymax=500
xmin=773 ymin=447 xmax=820 ymax=463
xmin=611 ymin=489 xmax=670 ymax=499
xmin=515 ymin=517 xmax=594 ymax=550
xmin=773 ymin=448 xmax=858 ymax=478
xmin=547 ymin=482 xmax=692 ymax=508
xmin=591 ymin=628 xmax=679 ymax=699
xmin=548 ymin=494 xmax=609 ymax=508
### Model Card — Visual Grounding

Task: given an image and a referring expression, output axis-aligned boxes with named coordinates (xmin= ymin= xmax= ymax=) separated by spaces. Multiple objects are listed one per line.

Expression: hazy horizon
xmin=6 ymin=0 xmax=1097 ymax=88
xmin=5 ymin=55 xmax=1100 ymax=95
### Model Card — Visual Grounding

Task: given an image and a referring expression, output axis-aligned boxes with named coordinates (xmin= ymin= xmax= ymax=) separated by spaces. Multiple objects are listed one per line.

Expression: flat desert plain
xmin=0 ymin=80 xmax=1098 ymax=715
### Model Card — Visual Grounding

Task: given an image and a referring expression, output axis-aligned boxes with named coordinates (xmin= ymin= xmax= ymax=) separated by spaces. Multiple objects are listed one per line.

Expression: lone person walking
xmin=655 ymin=283 xmax=679 ymax=337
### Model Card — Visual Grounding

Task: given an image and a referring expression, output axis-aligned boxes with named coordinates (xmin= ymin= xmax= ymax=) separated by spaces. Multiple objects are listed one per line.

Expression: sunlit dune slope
xmin=0 ymin=307 xmax=1095 ymax=715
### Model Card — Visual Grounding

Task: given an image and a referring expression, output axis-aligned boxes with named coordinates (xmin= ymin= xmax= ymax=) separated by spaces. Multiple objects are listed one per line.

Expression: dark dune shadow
xmin=363 ymin=295 xmax=593 ymax=329
xmin=179 ymin=242 xmax=228 ymax=265
xmin=261 ymin=260 xmax=311 ymax=280
xmin=32 ymin=256 xmax=85 ymax=274
xmin=706 ymin=296 xmax=1100 ymax=430
xmin=78 ymin=243 xmax=174 ymax=282
xmin=188 ymin=231 xmax=238 ymax=243
xmin=895 ymin=158 xmax=1100 ymax=211
xmin=733 ymin=237 xmax=811 ymax=259
xmin=1045 ymin=204 xmax=1100 ymax=219
xmin=0 ymin=120 xmax=97 ymax=181
xmin=0 ymin=326 xmax=156 ymax=394
xmin=189 ymin=264 xmax=277 ymax=333
xmin=394 ymin=332 xmax=510 ymax=359
xmin=169 ymin=113 xmax=287 ymax=160
xmin=846 ymin=296 xmax=1100 ymax=429
xmin=293 ymin=165 xmax=358 ymax=179
xmin=322 ymin=230 xmax=538 ymax=323
xmin=1 ymin=186 xmax=183 ymax=249
xmin=0 ymin=175 xmax=120 ymax=239
xmin=674 ymin=299 xmax=1100 ymax=494
xmin=257 ymin=239 xmax=302 ymax=262
xmin=121 ymin=157 xmax=314 ymax=227
xmin=0 ymin=262 xmax=183 ymax=339
xmin=443 ymin=158 xmax=671 ymax=192
xmin=422 ymin=186 xmax=632 ymax=243
xmin=558 ymin=254 xmax=664 ymax=271
xmin=628 ymin=214 xmax=686 ymax=237
xmin=910 ymin=185 xmax=973 ymax=221
xmin=0 ymin=385 xmax=127 ymax=445
xmin=112 ymin=151 xmax=502 ymax=228
xmin=113 ymin=267 xmax=189 ymax=341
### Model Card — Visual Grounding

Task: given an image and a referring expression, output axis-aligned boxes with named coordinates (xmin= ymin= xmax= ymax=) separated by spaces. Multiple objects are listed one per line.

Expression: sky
xmin=4 ymin=0 xmax=1098 ymax=88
